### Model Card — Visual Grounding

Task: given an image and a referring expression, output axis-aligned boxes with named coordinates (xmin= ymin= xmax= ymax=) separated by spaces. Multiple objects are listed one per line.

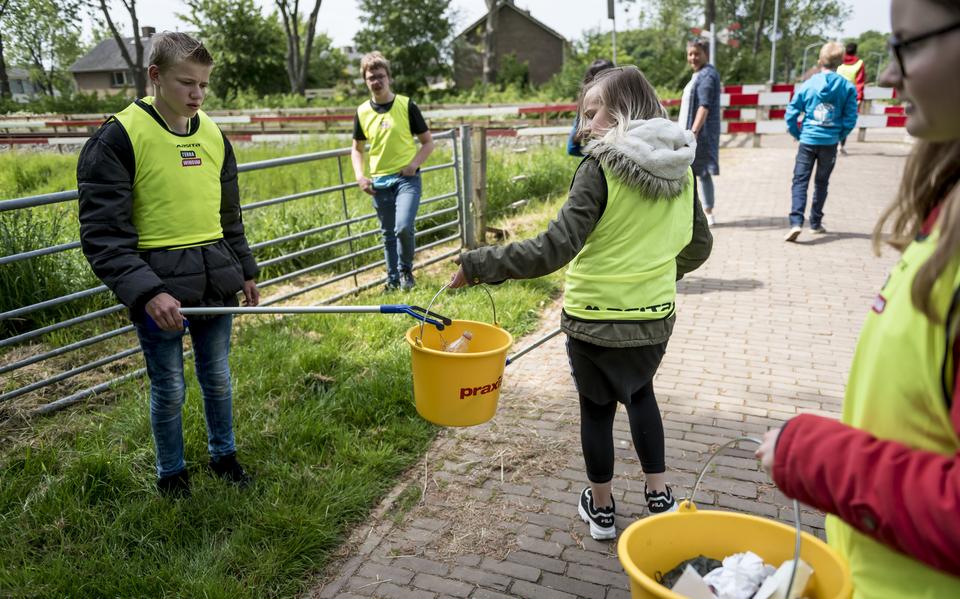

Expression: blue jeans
xmin=790 ymin=143 xmax=837 ymax=228
xmin=373 ymin=174 xmax=422 ymax=282
xmin=135 ymin=314 xmax=236 ymax=478
xmin=698 ymin=174 xmax=715 ymax=211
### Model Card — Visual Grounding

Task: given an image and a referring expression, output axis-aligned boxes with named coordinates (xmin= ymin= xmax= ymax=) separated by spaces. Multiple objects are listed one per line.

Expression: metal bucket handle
xmin=684 ymin=436 xmax=803 ymax=599
xmin=416 ymin=283 xmax=498 ymax=347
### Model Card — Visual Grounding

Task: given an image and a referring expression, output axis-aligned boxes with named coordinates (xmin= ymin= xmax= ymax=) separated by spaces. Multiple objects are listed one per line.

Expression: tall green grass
xmin=0 ymin=191 xmax=567 ymax=596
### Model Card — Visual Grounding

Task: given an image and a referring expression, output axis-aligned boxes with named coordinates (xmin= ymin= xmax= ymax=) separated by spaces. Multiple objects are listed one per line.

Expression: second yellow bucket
xmin=617 ymin=501 xmax=852 ymax=598
xmin=405 ymin=318 xmax=513 ymax=427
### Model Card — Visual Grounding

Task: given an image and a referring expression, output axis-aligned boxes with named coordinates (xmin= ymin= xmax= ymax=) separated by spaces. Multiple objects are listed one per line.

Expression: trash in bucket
xmin=405 ymin=319 xmax=512 ymax=427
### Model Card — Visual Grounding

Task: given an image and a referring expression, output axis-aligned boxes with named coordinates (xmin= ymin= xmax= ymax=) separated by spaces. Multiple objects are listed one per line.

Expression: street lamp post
xmin=801 ymin=41 xmax=823 ymax=79
xmin=868 ymin=51 xmax=885 ymax=83
xmin=768 ymin=0 xmax=781 ymax=83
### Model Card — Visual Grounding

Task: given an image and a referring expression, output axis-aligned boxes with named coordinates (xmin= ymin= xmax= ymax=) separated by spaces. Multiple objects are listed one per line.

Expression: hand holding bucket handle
xmin=687 ymin=436 xmax=803 ymax=599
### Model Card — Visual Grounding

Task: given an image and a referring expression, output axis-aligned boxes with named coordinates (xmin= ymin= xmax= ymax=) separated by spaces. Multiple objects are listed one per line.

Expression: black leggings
xmin=580 ymin=384 xmax=665 ymax=483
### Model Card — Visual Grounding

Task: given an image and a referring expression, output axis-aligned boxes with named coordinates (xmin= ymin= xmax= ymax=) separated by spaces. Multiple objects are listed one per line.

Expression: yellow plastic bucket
xmin=617 ymin=501 xmax=852 ymax=598
xmin=405 ymin=318 xmax=513 ymax=427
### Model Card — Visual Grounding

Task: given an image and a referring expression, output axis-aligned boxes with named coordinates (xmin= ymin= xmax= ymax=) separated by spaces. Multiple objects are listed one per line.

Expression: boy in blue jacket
xmin=784 ymin=41 xmax=858 ymax=242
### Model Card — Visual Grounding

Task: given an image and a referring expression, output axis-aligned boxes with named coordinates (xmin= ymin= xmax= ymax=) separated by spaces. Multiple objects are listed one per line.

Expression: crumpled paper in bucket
xmin=669 ymin=551 xmax=811 ymax=599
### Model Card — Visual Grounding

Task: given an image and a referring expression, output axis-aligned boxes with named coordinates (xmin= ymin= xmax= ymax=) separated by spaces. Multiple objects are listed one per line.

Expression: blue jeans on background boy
xmin=373 ymin=174 xmax=422 ymax=287
xmin=790 ymin=143 xmax=838 ymax=229
xmin=135 ymin=314 xmax=236 ymax=478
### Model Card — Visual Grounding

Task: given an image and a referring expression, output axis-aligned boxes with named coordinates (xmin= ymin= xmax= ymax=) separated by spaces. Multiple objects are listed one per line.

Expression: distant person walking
xmin=679 ymin=39 xmax=721 ymax=226
xmin=837 ymin=42 xmax=867 ymax=154
xmin=567 ymin=58 xmax=614 ymax=157
xmin=351 ymin=51 xmax=434 ymax=291
xmin=784 ymin=42 xmax=858 ymax=242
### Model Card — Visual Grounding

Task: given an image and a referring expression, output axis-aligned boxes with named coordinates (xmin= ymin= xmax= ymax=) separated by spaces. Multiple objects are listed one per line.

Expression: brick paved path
xmin=309 ymin=134 xmax=911 ymax=599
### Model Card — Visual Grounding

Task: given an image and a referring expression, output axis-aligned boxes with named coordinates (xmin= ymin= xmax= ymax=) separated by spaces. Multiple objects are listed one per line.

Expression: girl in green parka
xmin=449 ymin=66 xmax=713 ymax=541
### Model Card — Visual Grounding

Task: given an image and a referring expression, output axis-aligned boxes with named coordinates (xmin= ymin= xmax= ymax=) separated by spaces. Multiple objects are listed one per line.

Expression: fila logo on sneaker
xmin=459 ymin=376 xmax=502 ymax=400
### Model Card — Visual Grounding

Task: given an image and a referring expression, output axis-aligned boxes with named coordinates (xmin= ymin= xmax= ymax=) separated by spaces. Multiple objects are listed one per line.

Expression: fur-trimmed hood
xmin=584 ymin=118 xmax=696 ymax=199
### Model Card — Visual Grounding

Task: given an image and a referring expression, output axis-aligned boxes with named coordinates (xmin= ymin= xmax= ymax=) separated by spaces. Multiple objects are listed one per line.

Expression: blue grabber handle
xmin=380 ymin=304 xmax=452 ymax=331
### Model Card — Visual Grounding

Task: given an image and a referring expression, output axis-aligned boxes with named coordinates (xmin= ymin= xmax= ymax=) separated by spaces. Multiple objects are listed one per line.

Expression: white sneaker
xmin=577 ymin=487 xmax=616 ymax=540
xmin=784 ymin=226 xmax=802 ymax=242
xmin=706 ymin=213 xmax=716 ymax=226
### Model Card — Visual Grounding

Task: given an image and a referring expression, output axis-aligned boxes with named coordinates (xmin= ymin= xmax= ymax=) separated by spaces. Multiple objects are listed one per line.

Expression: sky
xmin=127 ymin=0 xmax=892 ymax=48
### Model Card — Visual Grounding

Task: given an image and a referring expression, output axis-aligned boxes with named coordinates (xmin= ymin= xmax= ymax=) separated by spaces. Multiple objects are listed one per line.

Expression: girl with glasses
xmin=757 ymin=0 xmax=960 ymax=594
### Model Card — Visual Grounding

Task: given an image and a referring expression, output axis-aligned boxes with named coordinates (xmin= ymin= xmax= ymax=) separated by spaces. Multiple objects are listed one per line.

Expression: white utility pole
xmin=709 ymin=22 xmax=717 ymax=68
xmin=768 ymin=0 xmax=781 ymax=83
xmin=608 ymin=0 xmax=617 ymax=65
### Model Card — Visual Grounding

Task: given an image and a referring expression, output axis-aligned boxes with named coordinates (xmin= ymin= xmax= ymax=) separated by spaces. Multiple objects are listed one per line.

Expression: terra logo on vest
xmin=179 ymin=150 xmax=202 ymax=167
xmin=459 ymin=376 xmax=502 ymax=400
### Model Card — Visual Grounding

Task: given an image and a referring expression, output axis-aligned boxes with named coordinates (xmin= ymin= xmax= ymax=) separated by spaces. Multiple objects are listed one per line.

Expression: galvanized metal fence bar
xmin=1 ymin=130 xmax=463 ymax=412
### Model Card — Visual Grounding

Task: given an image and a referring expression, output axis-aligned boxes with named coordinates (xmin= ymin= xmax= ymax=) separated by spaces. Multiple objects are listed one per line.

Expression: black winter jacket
xmin=77 ymin=107 xmax=259 ymax=322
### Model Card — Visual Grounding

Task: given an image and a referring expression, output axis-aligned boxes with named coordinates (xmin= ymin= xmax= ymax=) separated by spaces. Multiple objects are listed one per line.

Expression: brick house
xmin=453 ymin=0 xmax=567 ymax=89
xmin=68 ymin=27 xmax=158 ymax=97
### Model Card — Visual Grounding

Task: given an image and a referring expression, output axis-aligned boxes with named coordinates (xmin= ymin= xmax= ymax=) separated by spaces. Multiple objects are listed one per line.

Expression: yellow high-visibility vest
xmin=837 ymin=59 xmax=863 ymax=84
xmin=826 ymin=226 xmax=960 ymax=598
xmin=564 ymin=169 xmax=694 ymax=321
xmin=356 ymin=94 xmax=417 ymax=177
xmin=112 ymin=97 xmax=225 ymax=250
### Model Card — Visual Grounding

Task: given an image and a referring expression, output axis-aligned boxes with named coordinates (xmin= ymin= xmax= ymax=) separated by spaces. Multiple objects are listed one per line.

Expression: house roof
xmin=69 ymin=36 xmax=157 ymax=73
xmin=7 ymin=67 xmax=31 ymax=80
xmin=455 ymin=1 xmax=567 ymax=44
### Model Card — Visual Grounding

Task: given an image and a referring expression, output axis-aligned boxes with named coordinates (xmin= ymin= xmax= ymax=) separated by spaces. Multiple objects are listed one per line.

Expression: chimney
xmin=141 ymin=26 xmax=156 ymax=38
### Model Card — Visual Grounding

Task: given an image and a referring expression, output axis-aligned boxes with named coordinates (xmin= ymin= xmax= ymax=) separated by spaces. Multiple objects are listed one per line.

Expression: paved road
xmin=309 ymin=133 xmax=911 ymax=599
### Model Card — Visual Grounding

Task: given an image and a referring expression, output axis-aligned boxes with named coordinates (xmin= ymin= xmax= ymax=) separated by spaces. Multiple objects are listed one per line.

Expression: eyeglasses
xmin=888 ymin=21 xmax=960 ymax=78
xmin=365 ymin=74 xmax=387 ymax=83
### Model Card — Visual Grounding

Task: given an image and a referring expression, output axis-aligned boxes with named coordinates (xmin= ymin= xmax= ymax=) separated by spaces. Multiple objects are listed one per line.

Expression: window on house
xmin=10 ymin=80 xmax=24 ymax=94
xmin=111 ymin=71 xmax=131 ymax=86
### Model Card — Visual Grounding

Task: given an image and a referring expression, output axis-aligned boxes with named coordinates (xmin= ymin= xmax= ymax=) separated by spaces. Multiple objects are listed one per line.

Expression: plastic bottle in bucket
xmin=445 ymin=330 xmax=473 ymax=353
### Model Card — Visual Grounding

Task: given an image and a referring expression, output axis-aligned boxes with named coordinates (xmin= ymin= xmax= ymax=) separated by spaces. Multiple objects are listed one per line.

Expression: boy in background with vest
xmin=78 ymin=32 xmax=259 ymax=498
xmin=449 ymin=66 xmax=712 ymax=541
xmin=351 ymin=52 xmax=434 ymax=291
xmin=837 ymin=42 xmax=866 ymax=155
xmin=784 ymin=41 xmax=858 ymax=242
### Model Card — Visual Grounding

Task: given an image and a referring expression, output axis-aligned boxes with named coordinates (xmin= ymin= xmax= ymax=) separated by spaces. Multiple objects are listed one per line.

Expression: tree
xmin=275 ymin=0 xmax=322 ymax=95
xmin=482 ymin=0 xmax=497 ymax=85
xmin=95 ymin=0 xmax=147 ymax=98
xmin=0 ymin=0 xmax=13 ymax=99
xmin=354 ymin=0 xmax=453 ymax=94
xmin=181 ymin=0 xmax=288 ymax=98
xmin=4 ymin=0 xmax=84 ymax=96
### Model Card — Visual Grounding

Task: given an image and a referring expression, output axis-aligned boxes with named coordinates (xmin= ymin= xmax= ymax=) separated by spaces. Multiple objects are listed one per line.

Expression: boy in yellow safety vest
xmin=837 ymin=42 xmax=866 ymax=154
xmin=351 ymin=52 xmax=434 ymax=291
xmin=78 ymin=32 xmax=259 ymax=498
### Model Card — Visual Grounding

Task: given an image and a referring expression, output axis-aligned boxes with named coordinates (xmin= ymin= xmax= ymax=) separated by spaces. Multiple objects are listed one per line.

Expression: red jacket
xmin=842 ymin=54 xmax=866 ymax=102
xmin=773 ymin=204 xmax=960 ymax=578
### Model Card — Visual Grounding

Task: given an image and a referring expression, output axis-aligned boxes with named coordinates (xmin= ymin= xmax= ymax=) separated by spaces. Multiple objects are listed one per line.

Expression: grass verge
xmin=0 ymin=191 xmax=569 ymax=598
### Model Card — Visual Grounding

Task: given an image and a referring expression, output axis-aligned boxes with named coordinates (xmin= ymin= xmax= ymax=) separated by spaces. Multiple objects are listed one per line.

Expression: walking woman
xmin=679 ymin=39 xmax=721 ymax=225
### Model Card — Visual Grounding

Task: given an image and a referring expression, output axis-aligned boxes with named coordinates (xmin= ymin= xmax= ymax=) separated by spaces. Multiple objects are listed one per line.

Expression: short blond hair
xmin=360 ymin=51 xmax=391 ymax=79
xmin=818 ymin=42 xmax=845 ymax=70
xmin=148 ymin=31 xmax=213 ymax=72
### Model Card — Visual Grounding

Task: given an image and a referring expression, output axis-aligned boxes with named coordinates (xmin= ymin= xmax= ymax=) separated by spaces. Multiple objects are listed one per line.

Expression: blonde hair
xmin=818 ymin=42 xmax=845 ymax=70
xmin=148 ymin=31 xmax=213 ymax=72
xmin=360 ymin=51 xmax=391 ymax=79
xmin=873 ymin=141 xmax=960 ymax=321
xmin=575 ymin=65 xmax=666 ymax=141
